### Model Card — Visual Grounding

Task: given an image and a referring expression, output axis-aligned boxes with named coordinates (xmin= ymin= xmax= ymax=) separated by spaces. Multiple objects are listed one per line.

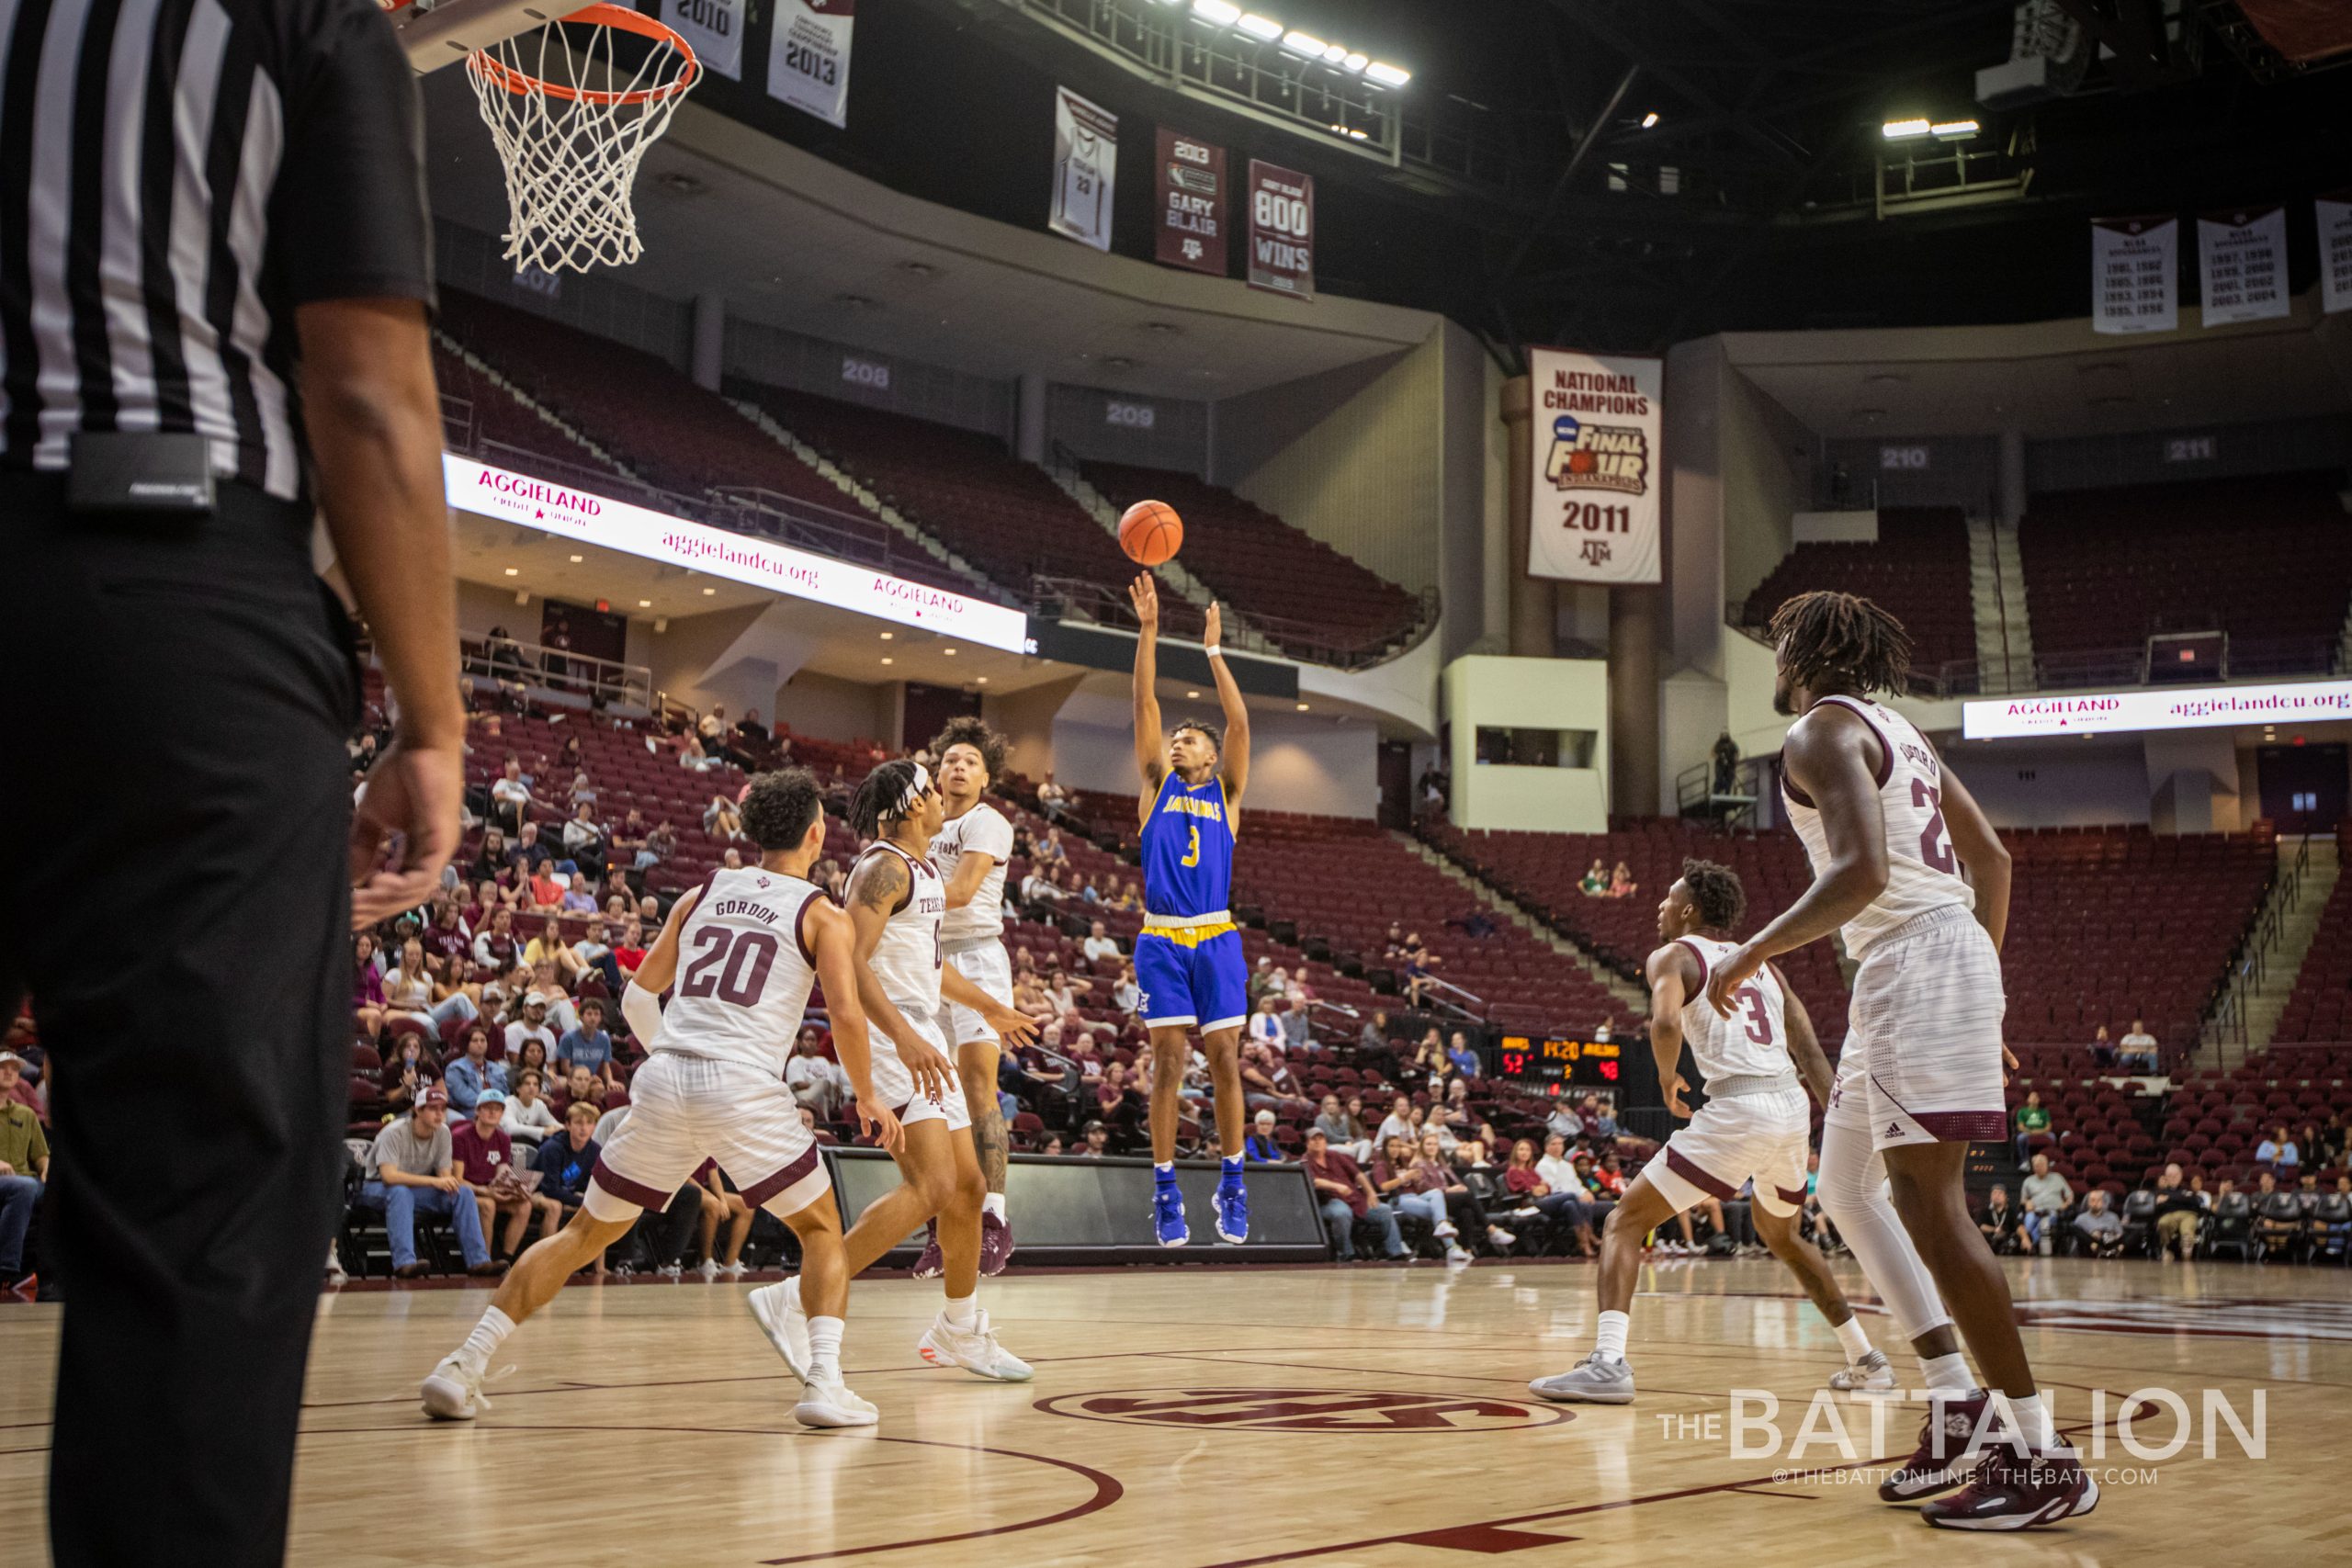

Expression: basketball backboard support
xmin=379 ymin=0 xmax=603 ymax=73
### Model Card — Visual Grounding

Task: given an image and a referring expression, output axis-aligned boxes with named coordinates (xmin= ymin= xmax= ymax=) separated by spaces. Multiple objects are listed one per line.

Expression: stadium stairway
xmin=1966 ymin=513 xmax=2035 ymax=692
xmin=2234 ymin=836 xmax=2341 ymax=1054
xmin=1393 ymin=834 xmax=1649 ymax=1021
xmin=1040 ymin=452 xmax=1226 ymax=622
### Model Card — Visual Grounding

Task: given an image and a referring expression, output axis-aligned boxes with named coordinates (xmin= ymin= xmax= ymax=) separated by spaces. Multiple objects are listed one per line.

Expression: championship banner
xmin=766 ymin=0 xmax=853 ymax=128
xmin=2318 ymin=190 xmax=2352 ymax=315
xmin=2090 ymin=216 xmax=2177 ymax=334
xmin=1049 ymin=87 xmax=1118 ymax=253
xmin=2197 ymin=206 xmax=2289 ymax=326
xmin=1155 ymin=127 xmax=1227 ymax=275
xmin=663 ymin=0 xmax=742 ymax=80
xmin=1246 ymin=161 xmax=1314 ymax=300
xmin=1525 ymin=347 xmax=1663 ymax=584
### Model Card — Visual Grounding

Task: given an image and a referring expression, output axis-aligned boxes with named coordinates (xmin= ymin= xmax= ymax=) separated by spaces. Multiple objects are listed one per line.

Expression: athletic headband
xmin=893 ymin=761 xmax=932 ymax=818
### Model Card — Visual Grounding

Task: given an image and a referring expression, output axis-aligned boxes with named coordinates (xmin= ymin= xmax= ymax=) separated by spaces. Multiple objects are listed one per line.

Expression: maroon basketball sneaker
xmin=911 ymin=1218 xmax=943 ymax=1280
xmin=978 ymin=1209 xmax=1014 ymax=1276
xmin=1879 ymin=1392 xmax=1991 ymax=1501
xmin=1920 ymin=1450 xmax=2098 ymax=1529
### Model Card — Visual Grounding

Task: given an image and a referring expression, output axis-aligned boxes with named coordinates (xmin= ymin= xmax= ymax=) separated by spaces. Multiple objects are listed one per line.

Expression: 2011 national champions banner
xmin=767 ymin=0 xmax=853 ymax=128
xmin=1525 ymin=347 xmax=1663 ymax=584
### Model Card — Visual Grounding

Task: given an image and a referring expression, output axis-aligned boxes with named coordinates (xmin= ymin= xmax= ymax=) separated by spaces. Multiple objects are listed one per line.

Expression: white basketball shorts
xmin=1648 ymin=1082 xmax=1813 ymax=1219
xmin=585 ymin=1052 xmax=831 ymax=1221
xmin=868 ymin=1006 xmax=973 ymax=1132
xmin=939 ymin=937 xmax=1015 ymax=1050
xmin=1825 ymin=905 xmax=2009 ymax=1154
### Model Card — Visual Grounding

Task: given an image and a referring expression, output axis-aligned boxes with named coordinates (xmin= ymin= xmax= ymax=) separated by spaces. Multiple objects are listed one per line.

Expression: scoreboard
xmin=1495 ymin=1035 xmax=1623 ymax=1096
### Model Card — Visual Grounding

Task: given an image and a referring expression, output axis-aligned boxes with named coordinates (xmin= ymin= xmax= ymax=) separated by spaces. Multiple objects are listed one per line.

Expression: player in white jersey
xmin=1530 ymin=860 xmax=1884 ymax=1405
xmin=419 ymin=771 xmax=894 ymax=1430
xmin=909 ymin=716 xmax=1019 ymax=1278
xmin=1704 ymin=591 xmax=2093 ymax=1531
xmin=749 ymin=761 xmax=1039 ymax=1387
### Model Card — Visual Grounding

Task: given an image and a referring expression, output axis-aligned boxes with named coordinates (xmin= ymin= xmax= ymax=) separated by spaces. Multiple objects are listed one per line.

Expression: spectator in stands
xmin=1501 ymin=1138 xmax=1591 ymax=1256
xmin=2118 ymin=1018 xmax=2159 ymax=1074
xmin=1280 ymin=996 xmax=1314 ymax=1053
xmin=2151 ymin=1163 xmax=2202 ymax=1259
xmin=1039 ymin=1134 xmax=1065 ymax=1157
xmin=695 ymin=1162 xmax=754 ymax=1280
xmin=1238 ymin=1110 xmax=1284 ymax=1163
xmin=1577 ymin=1095 xmax=1618 ymax=1142
xmin=559 ymin=998 xmax=616 ymax=1086
xmin=1039 ymin=828 xmax=1069 ymax=867
xmin=353 ymin=934 xmax=388 ymax=1040
xmin=559 ymin=870 xmax=600 ymax=917
xmin=1373 ymin=1134 xmax=1465 ymax=1262
xmin=1115 ymin=878 xmax=1143 ymax=912
xmin=383 ymin=937 xmax=480 ymax=1036
xmin=2312 ymin=1112 xmax=2346 ymax=1171
xmin=1377 ymin=1095 xmax=1417 ymax=1147
xmin=570 ymin=919 xmax=620 ymax=991
xmin=609 ymin=919 xmax=649 ymax=986
xmin=1012 ymin=967 xmax=1054 ymax=1023
xmin=503 ymin=820 xmax=546 ymax=878
xmin=2253 ymin=1171 xmax=2301 ymax=1255
xmin=1018 ymin=864 xmax=1060 ymax=911
xmin=1111 ymin=964 xmax=1141 ymax=1015
xmin=2071 ymin=1190 xmax=2123 ymax=1257
xmin=2012 ymin=1089 xmax=2052 ymax=1167
xmin=1440 ymin=1077 xmax=1476 ymax=1131
xmin=1091 ymin=1060 xmax=1137 ymax=1143
xmin=551 ymin=1064 xmax=606 ymax=1120
xmin=1412 ymin=1128 xmax=1513 ymax=1256
xmin=1036 ymin=773 xmax=1069 ymax=821
xmin=1081 ymin=920 xmax=1122 ymax=968
xmin=637 ymin=819 xmax=677 ymax=873
xmin=522 ymin=917 xmax=581 ymax=982
xmin=562 ymin=801 xmax=606 ymax=868
xmin=1712 ymin=731 xmax=1740 ymax=795
xmin=490 ymin=756 xmax=533 ymax=834
xmin=503 ymin=992 xmax=559 ymax=1067
xmin=786 ymin=1030 xmax=847 ymax=1120
xmin=703 ymin=792 xmax=744 ymax=841
xmin=1314 ymin=1095 xmax=1372 ymax=1163
xmin=678 ymin=733 xmax=720 ymax=773
xmin=1978 ymin=1184 xmax=2020 ymax=1254
xmin=1245 ymin=996 xmax=1285 ymax=1053
xmin=451 ymin=1091 xmax=536 ymax=1262
xmin=2019 ymin=1154 xmax=2075 ymax=1256
xmin=2255 ymin=1126 xmax=2301 ymax=1178
xmin=361 ymin=1089 xmax=500 ymax=1280
xmin=1408 ymin=1029 xmax=1448 ymax=1088
xmin=1446 ymin=1031 xmax=1480 ymax=1079
xmin=1591 ymin=1017 xmax=1614 ymax=1047
xmin=526 ymin=857 xmax=566 ymax=913
xmin=1579 ymin=860 xmax=1609 ymax=897
xmin=442 ymin=1024 xmax=510 ymax=1117
xmin=1241 ymin=1043 xmax=1308 ymax=1118
xmin=0 ymin=1053 xmax=48 ymax=1291
xmin=566 ymin=770 xmax=596 ymax=810
xmin=1305 ymin=1128 xmax=1407 ymax=1263
xmin=1078 ymin=1121 xmax=1111 ymax=1157
xmin=1607 ymin=861 xmax=1637 ymax=898
xmin=2088 ymin=1024 xmax=2116 ymax=1068
xmin=1545 ymin=1099 xmax=1584 ymax=1145
xmin=532 ymin=1101 xmax=603 ymax=1257
xmin=503 ymin=1069 xmax=559 ymax=1148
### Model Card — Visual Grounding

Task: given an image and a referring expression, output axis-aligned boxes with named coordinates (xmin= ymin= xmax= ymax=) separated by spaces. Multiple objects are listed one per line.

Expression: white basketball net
xmin=468 ymin=6 xmax=697 ymax=274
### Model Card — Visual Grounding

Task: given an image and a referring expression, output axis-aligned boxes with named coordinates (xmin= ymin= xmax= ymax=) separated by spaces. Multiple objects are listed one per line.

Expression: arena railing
xmin=463 ymin=632 xmax=654 ymax=714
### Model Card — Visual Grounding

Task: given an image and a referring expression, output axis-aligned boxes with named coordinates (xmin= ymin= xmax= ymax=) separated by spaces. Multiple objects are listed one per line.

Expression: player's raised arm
xmin=1936 ymin=762 xmax=2011 ymax=953
xmin=1708 ymin=707 xmax=1887 ymax=1016
xmin=1129 ymin=574 xmax=1167 ymax=817
xmin=842 ymin=851 xmax=956 ymax=1103
xmin=1645 ymin=943 xmax=1695 ymax=1119
xmin=940 ymin=846 xmax=996 ymax=912
xmin=1770 ymin=961 xmax=1835 ymax=1108
xmin=1204 ymin=602 xmax=1250 ymax=809
xmin=617 ymin=886 xmax=700 ymax=1047
xmin=806 ymin=899 xmax=900 ymax=1154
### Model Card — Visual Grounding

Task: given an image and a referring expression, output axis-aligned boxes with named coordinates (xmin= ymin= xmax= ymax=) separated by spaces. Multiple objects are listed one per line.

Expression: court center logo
xmin=1036 ymin=1386 xmax=1568 ymax=1433
xmin=1544 ymin=413 xmax=1649 ymax=497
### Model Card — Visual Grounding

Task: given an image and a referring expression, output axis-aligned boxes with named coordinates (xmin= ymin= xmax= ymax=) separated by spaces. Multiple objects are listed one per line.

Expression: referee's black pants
xmin=0 ymin=474 xmax=358 ymax=1568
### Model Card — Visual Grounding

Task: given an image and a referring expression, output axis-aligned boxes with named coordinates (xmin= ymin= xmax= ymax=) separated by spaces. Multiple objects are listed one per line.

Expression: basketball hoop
xmin=468 ymin=3 xmax=699 ymax=274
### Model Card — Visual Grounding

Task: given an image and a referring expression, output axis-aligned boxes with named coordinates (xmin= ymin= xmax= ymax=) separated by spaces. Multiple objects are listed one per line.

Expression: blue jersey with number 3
xmin=1141 ymin=772 xmax=1235 ymax=919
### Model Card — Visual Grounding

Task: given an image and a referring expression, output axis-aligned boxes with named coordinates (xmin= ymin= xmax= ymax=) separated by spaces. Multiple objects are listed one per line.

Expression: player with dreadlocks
xmin=749 ymin=760 xmax=1040 ymax=1395
xmin=1700 ymin=590 xmax=2091 ymax=1530
xmin=1530 ymin=857 xmax=1889 ymax=1405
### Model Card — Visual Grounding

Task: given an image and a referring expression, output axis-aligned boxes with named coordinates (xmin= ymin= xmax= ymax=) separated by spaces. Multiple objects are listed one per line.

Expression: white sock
xmin=1594 ymin=1309 xmax=1631 ymax=1361
xmin=1920 ymin=1351 xmax=1973 ymax=1394
xmin=1833 ymin=1315 xmax=1872 ymax=1362
xmin=458 ymin=1306 xmax=514 ymax=1371
xmin=944 ymin=1292 xmax=979 ymax=1331
xmin=806 ymin=1314 xmax=844 ymax=1384
xmin=981 ymin=1192 xmax=1007 ymax=1222
xmin=2007 ymin=1392 xmax=2057 ymax=1450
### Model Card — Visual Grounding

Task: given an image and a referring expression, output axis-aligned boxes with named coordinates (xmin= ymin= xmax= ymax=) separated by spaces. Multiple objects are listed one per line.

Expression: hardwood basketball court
xmin=1 ymin=1256 xmax=2338 ymax=1565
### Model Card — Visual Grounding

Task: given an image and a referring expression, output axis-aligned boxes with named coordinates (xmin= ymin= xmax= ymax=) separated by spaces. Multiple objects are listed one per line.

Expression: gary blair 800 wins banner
xmin=1526 ymin=347 xmax=1663 ymax=583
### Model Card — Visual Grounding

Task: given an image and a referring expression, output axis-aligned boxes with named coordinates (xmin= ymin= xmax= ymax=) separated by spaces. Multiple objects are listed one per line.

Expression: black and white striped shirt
xmin=0 ymin=0 xmax=433 ymax=502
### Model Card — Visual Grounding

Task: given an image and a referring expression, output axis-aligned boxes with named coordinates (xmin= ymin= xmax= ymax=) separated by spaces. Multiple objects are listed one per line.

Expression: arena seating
xmin=1079 ymin=462 xmax=1427 ymax=660
xmin=2019 ymin=469 xmax=2352 ymax=660
xmin=2273 ymin=824 xmax=2352 ymax=1043
xmin=433 ymin=336 xmax=626 ymax=487
xmin=2151 ymin=1043 xmax=2351 ymax=1189
xmin=1740 ymin=506 xmax=1975 ymax=676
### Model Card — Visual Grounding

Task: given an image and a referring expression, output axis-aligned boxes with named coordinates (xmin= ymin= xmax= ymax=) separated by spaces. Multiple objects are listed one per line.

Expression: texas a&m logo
xmin=1544 ymin=413 xmax=1649 ymax=498
xmin=1037 ymin=1386 xmax=1568 ymax=1433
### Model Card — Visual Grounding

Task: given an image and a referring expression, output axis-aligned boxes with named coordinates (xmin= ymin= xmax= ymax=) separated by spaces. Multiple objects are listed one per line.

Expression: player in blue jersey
xmin=1128 ymin=574 xmax=1253 ymax=1247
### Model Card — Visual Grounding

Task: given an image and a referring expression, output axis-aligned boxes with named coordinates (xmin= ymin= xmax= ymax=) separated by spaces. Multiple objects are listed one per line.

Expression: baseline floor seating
xmin=1741 ymin=507 xmax=1974 ymax=675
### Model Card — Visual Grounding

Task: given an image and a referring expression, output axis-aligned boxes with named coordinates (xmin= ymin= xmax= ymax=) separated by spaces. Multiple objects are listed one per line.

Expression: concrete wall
xmin=1442 ymin=655 xmax=1611 ymax=832
xmin=1953 ymin=741 xmax=2155 ymax=829
xmin=982 ymin=673 xmax=1089 ymax=785
xmin=1722 ymin=367 xmax=1808 ymax=608
xmin=774 ymin=669 xmax=899 ymax=747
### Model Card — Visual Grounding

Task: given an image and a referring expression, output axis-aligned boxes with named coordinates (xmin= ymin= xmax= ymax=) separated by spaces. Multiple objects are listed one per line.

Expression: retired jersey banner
xmin=1526 ymin=347 xmax=1663 ymax=584
xmin=1246 ymin=161 xmax=1314 ymax=299
xmin=663 ymin=0 xmax=742 ymax=80
xmin=1049 ymin=87 xmax=1118 ymax=252
xmin=767 ymin=0 xmax=853 ymax=127
xmin=1155 ymin=127 xmax=1227 ymax=275
xmin=2315 ymin=191 xmax=2352 ymax=314
xmin=2197 ymin=205 xmax=2289 ymax=326
xmin=2091 ymin=216 xmax=2177 ymax=334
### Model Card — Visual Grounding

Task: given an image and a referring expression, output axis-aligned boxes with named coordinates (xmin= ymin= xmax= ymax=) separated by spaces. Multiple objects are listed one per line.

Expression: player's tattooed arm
xmin=849 ymin=850 xmax=907 ymax=916
xmin=842 ymin=853 xmax=934 ymax=1072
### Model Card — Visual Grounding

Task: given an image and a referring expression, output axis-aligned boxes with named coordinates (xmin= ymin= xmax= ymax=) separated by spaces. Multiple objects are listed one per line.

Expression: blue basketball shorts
xmin=1133 ymin=924 xmax=1248 ymax=1034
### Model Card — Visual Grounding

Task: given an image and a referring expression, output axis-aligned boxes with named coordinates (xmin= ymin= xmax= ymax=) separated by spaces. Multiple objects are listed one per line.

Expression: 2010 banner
xmin=1247 ymin=161 xmax=1314 ymax=300
xmin=1525 ymin=347 xmax=1663 ymax=584
xmin=766 ymin=0 xmax=853 ymax=127
xmin=662 ymin=0 xmax=742 ymax=81
xmin=1049 ymin=87 xmax=1119 ymax=253
xmin=1156 ymin=127 xmax=1227 ymax=275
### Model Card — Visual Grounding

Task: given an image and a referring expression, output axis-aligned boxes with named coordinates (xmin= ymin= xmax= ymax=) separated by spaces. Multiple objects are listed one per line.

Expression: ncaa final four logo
xmin=1544 ymin=413 xmax=1650 ymax=498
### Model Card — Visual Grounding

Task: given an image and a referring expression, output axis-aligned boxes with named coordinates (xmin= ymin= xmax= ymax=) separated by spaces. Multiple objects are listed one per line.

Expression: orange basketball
xmin=1118 ymin=500 xmax=1183 ymax=566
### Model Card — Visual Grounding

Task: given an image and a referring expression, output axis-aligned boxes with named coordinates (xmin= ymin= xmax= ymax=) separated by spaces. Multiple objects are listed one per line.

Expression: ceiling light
xmin=503 ymin=567 xmax=518 ymax=576
xmin=880 ymin=631 xmax=894 ymax=639
xmin=702 ymin=587 xmax=716 ymax=595
xmin=977 ymin=676 xmax=989 ymax=685
xmin=1191 ymin=0 xmax=1240 ymax=23
xmin=944 ymin=647 xmax=957 ymax=656
xmin=1340 ymin=51 xmax=1367 ymax=71
xmin=1237 ymin=14 xmax=1283 ymax=39
xmin=1931 ymin=118 xmax=1980 ymax=140
xmin=881 ymin=657 xmax=894 ymax=666
xmin=1322 ymin=43 xmax=1346 ymax=62
xmin=1640 ymin=111 xmax=1659 ymax=129
xmin=1280 ymin=30 xmax=1327 ymax=56
xmin=1296 ymin=702 xmax=1310 ymax=711
xmin=1364 ymin=61 xmax=1409 ymax=87
xmin=1186 ymin=690 xmax=1201 ymax=699
xmin=1882 ymin=118 xmax=1931 ymax=140
xmin=638 ymin=599 xmax=652 ymax=608
xmin=568 ymin=554 xmax=582 ymax=563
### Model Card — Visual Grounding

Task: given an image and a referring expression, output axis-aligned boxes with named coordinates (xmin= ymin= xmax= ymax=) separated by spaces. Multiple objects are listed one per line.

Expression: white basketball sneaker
xmin=421 ymin=1351 xmax=492 ymax=1421
xmin=794 ymin=1376 xmax=879 ymax=1429
xmin=747 ymin=1277 xmax=813 ymax=1381
xmin=916 ymin=1309 xmax=1035 ymax=1382
xmin=1828 ymin=1348 xmax=1897 ymax=1394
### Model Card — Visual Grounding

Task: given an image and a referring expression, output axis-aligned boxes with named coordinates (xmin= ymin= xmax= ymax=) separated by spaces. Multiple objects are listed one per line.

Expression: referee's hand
xmin=350 ymin=740 xmax=464 ymax=929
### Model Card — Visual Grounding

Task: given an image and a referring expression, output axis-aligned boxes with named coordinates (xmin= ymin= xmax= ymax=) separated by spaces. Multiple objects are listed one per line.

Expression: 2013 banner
xmin=766 ymin=0 xmax=853 ymax=127
xmin=1525 ymin=347 xmax=1663 ymax=584
xmin=1049 ymin=87 xmax=1119 ymax=253
xmin=1246 ymin=161 xmax=1314 ymax=300
xmin=1155 ymin=127 xmax=1227 ymax=275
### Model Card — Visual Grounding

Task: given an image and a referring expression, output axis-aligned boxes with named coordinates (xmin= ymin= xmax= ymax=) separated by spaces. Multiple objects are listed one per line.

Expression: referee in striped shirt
xmin=0 ymin=0 xmax=462 ymax=1560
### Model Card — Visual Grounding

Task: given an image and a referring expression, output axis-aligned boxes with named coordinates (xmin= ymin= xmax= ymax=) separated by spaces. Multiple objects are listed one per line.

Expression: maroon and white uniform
xmin=584 ymin=867 xmax=831 ymax=1221
xmin=930 ymin=801 xmax=1016 ymax=1049
xmin=1785 ymin=694 xmax=2007 ymax=1152
xmin=858 ymin=842 xmax=970 ymax=1130
xmin=1647 ymin=935 xmax=1812 ymax=1219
